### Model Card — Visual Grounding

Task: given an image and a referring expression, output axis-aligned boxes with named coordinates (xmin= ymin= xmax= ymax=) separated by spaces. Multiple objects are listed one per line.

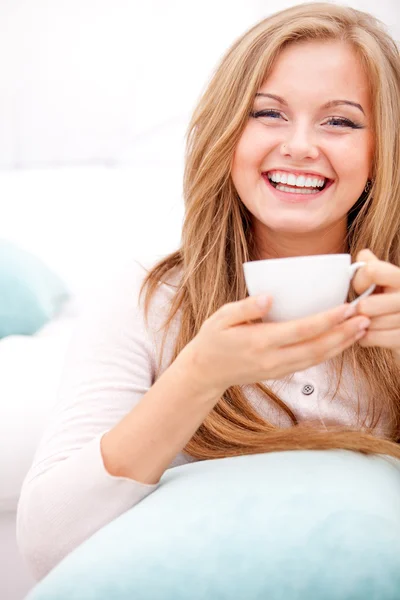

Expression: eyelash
xmin=249 ymin=109 xmax=363 ymax=129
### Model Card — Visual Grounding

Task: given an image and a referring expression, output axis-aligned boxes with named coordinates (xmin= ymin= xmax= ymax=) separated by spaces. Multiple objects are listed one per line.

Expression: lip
xmin=263 ymin=168 xmax=331 ymax=180
xmin=262 ymin=173 xmax=335 ymax=203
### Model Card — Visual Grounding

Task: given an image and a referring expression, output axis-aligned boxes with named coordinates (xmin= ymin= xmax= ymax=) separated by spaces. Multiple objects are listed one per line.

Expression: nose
xmin=280 ymin=124 xmax=319 ymax=161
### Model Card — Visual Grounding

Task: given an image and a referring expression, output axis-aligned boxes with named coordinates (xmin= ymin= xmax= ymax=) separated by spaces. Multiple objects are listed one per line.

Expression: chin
xmin=261 ymin=217 xmax=323 ymax=234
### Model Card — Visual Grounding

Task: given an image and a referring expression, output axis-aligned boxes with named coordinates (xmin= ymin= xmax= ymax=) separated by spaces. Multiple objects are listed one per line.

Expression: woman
xmin=17 ymin=1 xmax=400 ymax=581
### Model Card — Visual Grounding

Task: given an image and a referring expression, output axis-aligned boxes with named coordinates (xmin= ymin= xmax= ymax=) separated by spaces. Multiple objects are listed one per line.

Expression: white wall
xmin=0 ymin=0 xmax=263 ymax=168
xmin=0 ymin=1 xmax=271 ymax=298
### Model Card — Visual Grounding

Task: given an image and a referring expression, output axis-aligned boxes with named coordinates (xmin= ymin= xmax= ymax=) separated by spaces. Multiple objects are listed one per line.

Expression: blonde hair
xmin=139 ymin=2 xmax=400 ymax=460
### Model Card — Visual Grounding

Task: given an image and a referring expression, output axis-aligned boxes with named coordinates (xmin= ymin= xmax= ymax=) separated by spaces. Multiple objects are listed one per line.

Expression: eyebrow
xmin=255 ymin=93 xmax=365 ymax=115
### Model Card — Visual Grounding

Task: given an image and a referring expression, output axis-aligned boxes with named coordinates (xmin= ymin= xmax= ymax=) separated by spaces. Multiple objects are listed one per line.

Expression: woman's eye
xmin=250 ymin=109 xmax=283 ymax=120
xmin=325 ymin=117 xmax=361 ymax=129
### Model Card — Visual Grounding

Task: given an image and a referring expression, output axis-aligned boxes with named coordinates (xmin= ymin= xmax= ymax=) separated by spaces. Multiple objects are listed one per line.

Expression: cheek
xmin=233 ymin=126 xmax=272 ymax=170
xmin=332 ymin=135 xmax=373 ymax=181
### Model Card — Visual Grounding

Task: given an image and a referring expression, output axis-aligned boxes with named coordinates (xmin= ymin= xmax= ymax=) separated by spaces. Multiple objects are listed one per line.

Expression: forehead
xmin=259 ymin=40 xmax=371 ymax=111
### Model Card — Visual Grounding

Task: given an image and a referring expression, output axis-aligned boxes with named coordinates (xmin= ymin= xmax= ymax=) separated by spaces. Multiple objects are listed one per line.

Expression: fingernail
xmin=343 ymin=304 xmax=356 ymax=319
xmin=256 ymin=294 xmax=270 ymax=308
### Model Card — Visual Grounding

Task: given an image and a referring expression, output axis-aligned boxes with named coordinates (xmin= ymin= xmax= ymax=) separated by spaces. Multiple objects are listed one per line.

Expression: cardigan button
xmin=301 ymin=384 xmax=315 ymax=395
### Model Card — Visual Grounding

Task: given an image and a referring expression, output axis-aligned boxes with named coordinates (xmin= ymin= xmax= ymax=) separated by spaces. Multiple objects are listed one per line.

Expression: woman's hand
xmin=181 ymin=294 xmax=370 ymax=396
xmin=353 ymin=249 xmax=400 ymax=362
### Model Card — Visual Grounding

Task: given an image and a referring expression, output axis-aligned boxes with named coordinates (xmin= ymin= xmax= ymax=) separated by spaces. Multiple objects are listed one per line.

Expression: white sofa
xmin=0 ymin=164 xmax=185 ymax=599
xmin=0 ymin=302 xmax=77 ymax=599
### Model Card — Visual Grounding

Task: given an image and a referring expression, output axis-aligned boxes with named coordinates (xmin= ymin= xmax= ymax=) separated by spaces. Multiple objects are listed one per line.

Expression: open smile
xmin=262 ymin=172 xmax=335 ymax=204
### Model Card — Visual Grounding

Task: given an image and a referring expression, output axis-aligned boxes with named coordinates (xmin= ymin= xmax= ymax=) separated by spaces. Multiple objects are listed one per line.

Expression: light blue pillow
xmin=0 ymin=239 xmax=70 ymax=338
xmin=27 ymin=450 xmax=400 ymax=600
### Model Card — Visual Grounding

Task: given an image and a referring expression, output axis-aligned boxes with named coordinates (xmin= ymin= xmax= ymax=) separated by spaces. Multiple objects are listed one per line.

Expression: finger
xmin=278 ymin=320 xmax=367 ymax=372
xmin=288 ymin=331 xmax=366 ymax=373
xmin=353 ymin=259 xmax=400 ymax=295
xmin=358 ymin=327 xmax=400 ymax=349
xmin=357 ymin=291 xmax=400 ymax=317
xmin=368 ymin=312 xmax=400 ymax=331
xmin=258 ymin=303 xmax=355 ymax=347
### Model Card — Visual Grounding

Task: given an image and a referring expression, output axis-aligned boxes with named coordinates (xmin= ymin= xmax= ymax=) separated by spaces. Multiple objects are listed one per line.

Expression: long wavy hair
xmin=139 ymin=2 xmax=400 ymax=460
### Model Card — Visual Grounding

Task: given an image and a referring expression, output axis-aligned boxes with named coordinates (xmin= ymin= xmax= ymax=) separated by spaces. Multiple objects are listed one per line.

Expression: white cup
xmin=243 ymin=254 xmax=376 ymax=322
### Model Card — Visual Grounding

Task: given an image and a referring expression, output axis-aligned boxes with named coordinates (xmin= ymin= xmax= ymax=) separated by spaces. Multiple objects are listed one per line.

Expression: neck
xmin=253 ymin=221 xmax=348 ymax=260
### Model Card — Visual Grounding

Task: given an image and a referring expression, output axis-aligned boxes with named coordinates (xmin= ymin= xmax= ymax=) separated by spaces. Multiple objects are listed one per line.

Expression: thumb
xmin=218 ymin=294 xmax=273 ymax=328
xmin=355 ymin=249 xmax=379 ymax=264
xmin=254 ymin=294 xmax=273 ymax=311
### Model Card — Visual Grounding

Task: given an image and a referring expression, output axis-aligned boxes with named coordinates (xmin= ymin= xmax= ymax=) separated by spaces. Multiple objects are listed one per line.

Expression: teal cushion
xmin=27 ymin=450 xmax=400 ymax=600
xmin=0 ymin=239 xmax=70 ymax=338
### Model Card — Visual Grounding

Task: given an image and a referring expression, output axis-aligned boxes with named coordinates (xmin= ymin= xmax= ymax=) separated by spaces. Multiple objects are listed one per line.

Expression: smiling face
xmin=231 ymin=39 xmax=374 ymax=257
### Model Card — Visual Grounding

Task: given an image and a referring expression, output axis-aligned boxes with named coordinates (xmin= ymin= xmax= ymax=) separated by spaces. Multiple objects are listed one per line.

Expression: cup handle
xmin=348 ymin=261 xmax=376 ymax=307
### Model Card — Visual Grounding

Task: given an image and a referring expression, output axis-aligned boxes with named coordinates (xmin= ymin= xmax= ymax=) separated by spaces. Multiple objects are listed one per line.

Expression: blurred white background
xmin=0 ymin=2 xmax=398 ymax=599
xmin=0 ymin=0 xmax=265 ymax=300
xmin=0 ymin=0 xmax=397 ymax=300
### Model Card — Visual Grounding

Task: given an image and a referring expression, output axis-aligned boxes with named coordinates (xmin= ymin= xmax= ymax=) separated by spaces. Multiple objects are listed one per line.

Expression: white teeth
xmin=275 ymin=184 xmax=319 ymax=194
xmin=268 ymin=171 xmax=326 ymax=188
